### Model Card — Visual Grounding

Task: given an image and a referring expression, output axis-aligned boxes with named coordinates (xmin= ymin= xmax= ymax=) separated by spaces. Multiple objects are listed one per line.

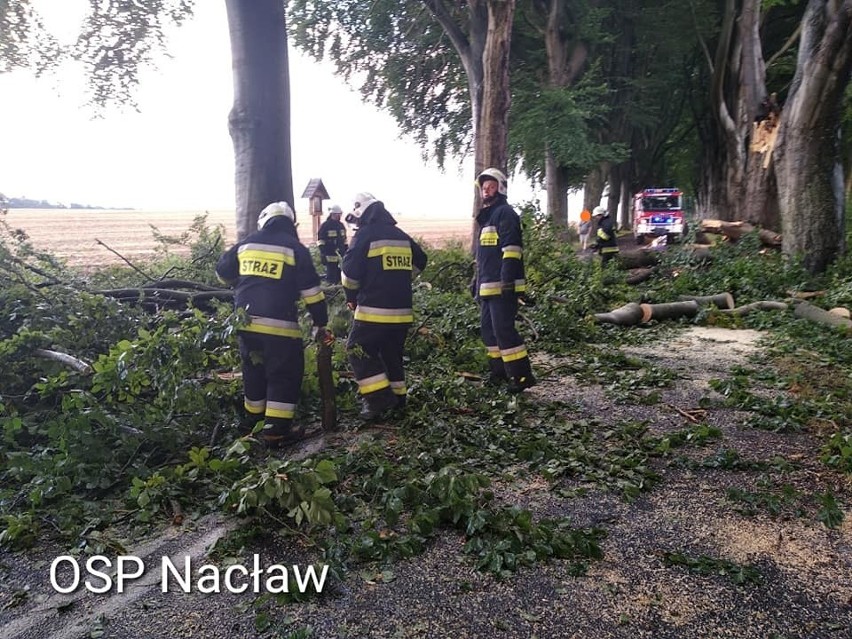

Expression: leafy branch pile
xmin=1 ymin=212 xmax=850 ymax=585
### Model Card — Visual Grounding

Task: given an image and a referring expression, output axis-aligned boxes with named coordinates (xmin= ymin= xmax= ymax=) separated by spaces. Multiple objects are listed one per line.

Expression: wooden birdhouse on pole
xmin=300 ymin=178 xmax=331 ymax=242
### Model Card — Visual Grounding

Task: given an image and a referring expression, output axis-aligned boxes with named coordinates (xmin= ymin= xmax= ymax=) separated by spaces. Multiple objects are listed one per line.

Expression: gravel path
xmin=1 ymin=327 xmax=850 ymax=639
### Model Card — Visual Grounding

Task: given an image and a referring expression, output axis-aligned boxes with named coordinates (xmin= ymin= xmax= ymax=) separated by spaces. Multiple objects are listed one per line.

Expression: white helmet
xmin=593 ymin=206 xmax=606 ymax=217
xmin=257 ymin=201 xmax=295 ymax=230
xmin=329 ymin=204 xmax=343 ymax=216
xmin=350 ymin=192 xmax=378 ymax=220
xmin=477 ymin=168 xmax=508 ymax=196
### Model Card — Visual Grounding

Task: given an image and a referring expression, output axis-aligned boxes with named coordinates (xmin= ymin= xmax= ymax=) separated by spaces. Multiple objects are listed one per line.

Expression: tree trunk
xmin=773 ymin=0 xmax=852 ymax=274
xmin=545 ymin=151 xmax=569 ymax=236
xmin=226 ymin=0 xmax=294 ymax=242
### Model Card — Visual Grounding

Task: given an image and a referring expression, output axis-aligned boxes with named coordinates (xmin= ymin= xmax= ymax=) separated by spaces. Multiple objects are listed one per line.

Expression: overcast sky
xmin=0 ymin=2 xmax=549 ymax=217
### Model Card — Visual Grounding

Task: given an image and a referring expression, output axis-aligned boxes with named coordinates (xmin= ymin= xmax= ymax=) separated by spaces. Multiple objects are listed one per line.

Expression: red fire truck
xmin=632 ymin=187 xmax=686 ymax=244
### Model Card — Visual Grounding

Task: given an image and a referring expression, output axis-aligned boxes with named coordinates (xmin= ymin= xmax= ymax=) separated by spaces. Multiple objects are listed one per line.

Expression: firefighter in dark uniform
xmin=593 ymin=206 xmax=620 ymax=266
xmin=342 ymin=192 xmax=428 ymax=420
xmin=216 ymin=201 xmax=333 ymax=446
xmin=317 ymin=204 xmax=347 ymax=283
xmin=474 ymin=168 xmax=536 ymax=393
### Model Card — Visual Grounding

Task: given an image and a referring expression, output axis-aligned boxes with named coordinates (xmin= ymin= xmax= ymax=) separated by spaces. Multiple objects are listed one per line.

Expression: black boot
xmin=359 ymin=391 xmax=399 ymax=421
xmin=259 ymin=419 xmax=305 ymax=448
xmin=507 ymin=374 xmax=537 ymax=394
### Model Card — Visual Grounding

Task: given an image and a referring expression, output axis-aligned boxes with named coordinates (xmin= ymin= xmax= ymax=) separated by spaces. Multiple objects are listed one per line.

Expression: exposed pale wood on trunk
xmin=34 ymin=349 xmax=93 ymax=374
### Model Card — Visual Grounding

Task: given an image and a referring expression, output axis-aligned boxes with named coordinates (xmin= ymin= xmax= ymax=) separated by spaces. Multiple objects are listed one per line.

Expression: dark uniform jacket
xmin=341 ymin=204 xmax=428 ymax=324
xmin=474 ymin=194 xmax=526 ymax=299
xmin=216 ymin=216 xmax=327 ymax=336
xmin=595 ymin=214 xmax=619 ymax=253
xmin=317 ymin=217 xmax=347 ymax=262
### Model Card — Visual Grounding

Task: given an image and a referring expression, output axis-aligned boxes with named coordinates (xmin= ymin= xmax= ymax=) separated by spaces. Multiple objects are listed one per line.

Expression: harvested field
xmin=2 ymin=209 xmax=472 ymax=269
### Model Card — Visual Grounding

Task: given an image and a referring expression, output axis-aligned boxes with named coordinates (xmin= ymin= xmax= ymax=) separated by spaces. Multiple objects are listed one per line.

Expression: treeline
xmin=0 ymin=195 xmax=130 ymax=210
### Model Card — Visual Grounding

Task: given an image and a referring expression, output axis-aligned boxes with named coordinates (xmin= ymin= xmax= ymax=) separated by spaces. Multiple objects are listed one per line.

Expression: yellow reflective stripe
xmin=354 ymin=308 xmax=414 ymax=323
xmin=325 ymin=255 xmax=340 ymax=263
xmin=244 ymin=398 xmax=266 ymax=414
xmin=266 ymin=401 xmax=296 ymax=419
xmin=300 ymin=286 xmax=325 ymax=305
xmin=502 ymin=245 xmax=522 ymax=259
xmin=243 ymin=317 xmax=302 ymax=338
xmin=601 ymin=247 xmax=620 ymax=254
xmin=390 ymin=381 xmax=407 ymax=395
xmin=238 ymin=244 xmax=296 ymax=265
xmin=479 ymin=281 xmax=502 ymax=296
xmin=501 ymin=346 xmax=528 ymax=363
xmin=597 ymin=229 xmax=610 ymax=241
xmin=327 ymin=231 xmax=338 ymax=237
xmin=486 ymin=347 xmax=502 ymax=359
xmin=342 ymin=273 xmax=359 ymax=290
xmin=479 ymin=232 xmax=498 ymax=246
xmin=357 ymin=373 xmax=390 ymax=395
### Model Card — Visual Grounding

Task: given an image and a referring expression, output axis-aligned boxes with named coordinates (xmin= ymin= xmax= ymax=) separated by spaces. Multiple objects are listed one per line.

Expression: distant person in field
xmin=317 ymin=204 xmax=348 ymax=284
xmin=471 ymin=168 xmax=536 ymax=393
xmin=216 ymin=201 xmax=334 ymax=447
xmin=578 ymin=211 xmax=592 ymax=251
xmin=342 ymin=192 xmax=427 ymax=421
xmin=592 ymin=206 xmax=619 ymax=266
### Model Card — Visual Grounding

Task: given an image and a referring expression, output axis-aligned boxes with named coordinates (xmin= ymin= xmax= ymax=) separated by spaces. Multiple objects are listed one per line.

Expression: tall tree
xmin=226 ymin=0 xmax=294 ymax=241
xmin=774 ymin=0 xmax=852 ymax=273
xmin=289 ymin=0 xmax=517 ymax=216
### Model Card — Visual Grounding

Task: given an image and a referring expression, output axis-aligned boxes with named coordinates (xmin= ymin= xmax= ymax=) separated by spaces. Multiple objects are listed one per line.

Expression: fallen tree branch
xmin=640 ymin=301 xmax=700 ymax=324
xmin=626 ymin=267 xmax=656 ymax=285
xmin=718 ymin=301 xmax=788 ymax=317
xmin=96 ymin=238 xmax=156 ymax=280
xmin=34 ymin=348 xmax=93 ymax=374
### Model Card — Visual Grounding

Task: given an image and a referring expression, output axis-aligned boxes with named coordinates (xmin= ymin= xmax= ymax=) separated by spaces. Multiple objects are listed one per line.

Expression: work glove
xmin=346 ymin=300 xmax=357 ymax=312
xmin=501 ymin=281 xmax=517 ymax=299
xmin=313 ymin=326 xmax=335 ymax=347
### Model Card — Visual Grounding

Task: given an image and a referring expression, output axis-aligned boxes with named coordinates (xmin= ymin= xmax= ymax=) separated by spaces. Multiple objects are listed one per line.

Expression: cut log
xmin=593 ymin=302 xmax=644 ymax=326
xmin=677 ymin=293 xmax=735 ymax=310
xmin=699 ymin=219 xmax=781 ymax=247
xmin=626 ymin=268 xmax=656 ymax=285
xmin=828 ymin=307 xmax=851 ymax=319
xmin=718 ymin=301 xmax=788 ymax=317
xmin=616 ymin=250 xmax=660 ymax=269
xmin=793 ymin=302 xmax=852 ymax=330
xmin=688 ymin=246 xmax=714 ymax=263
xmin=640 ymin=301 xmax=700 ymax=324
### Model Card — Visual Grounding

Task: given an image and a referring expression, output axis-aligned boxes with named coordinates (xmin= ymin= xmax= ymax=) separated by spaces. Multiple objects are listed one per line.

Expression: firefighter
xmin=216 ymin=201 xmax=333 ymax=447
xmin=593 ymin=206 xmax=620 ymax=266
xmin=473 ymin=168 xmax=536 ymax=393
xmin=342 ymin=192 xmax=428 ymax=420
xmin=317 ymin=204 xmax=348 ymax=284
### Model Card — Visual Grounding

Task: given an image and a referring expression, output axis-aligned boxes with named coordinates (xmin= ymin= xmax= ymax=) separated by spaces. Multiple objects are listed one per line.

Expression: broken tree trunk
xmin=640 ymin=301 xmax=700 ymax=323
xmin=793 ymin=302 xmax=852 ymax=330
xmin=677 ymin=293 xmax=735 ymax=310
xmin=593 ymin=302 xmax=644 ymax=326
xmin=718 ymin=301 xmax=789 ymax=317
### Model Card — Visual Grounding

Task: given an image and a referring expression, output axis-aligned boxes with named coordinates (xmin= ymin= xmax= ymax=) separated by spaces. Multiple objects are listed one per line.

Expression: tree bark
xmin=677 ymin=293 xmax=735 ymax=310
xmin=773 ymin=0 xmax=852 ymax=273
xmin=640 ymin=300 xmax=700 ymax=323
xmin=718 ymin=301 xmax=789 ymax=316
xmin=226 ymin=0 xmax=294 ymax=242
xmin=593 ymin=302 xmax=644 ymax=326
xmin=793 ymin=301 xmax=852 ymax=330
